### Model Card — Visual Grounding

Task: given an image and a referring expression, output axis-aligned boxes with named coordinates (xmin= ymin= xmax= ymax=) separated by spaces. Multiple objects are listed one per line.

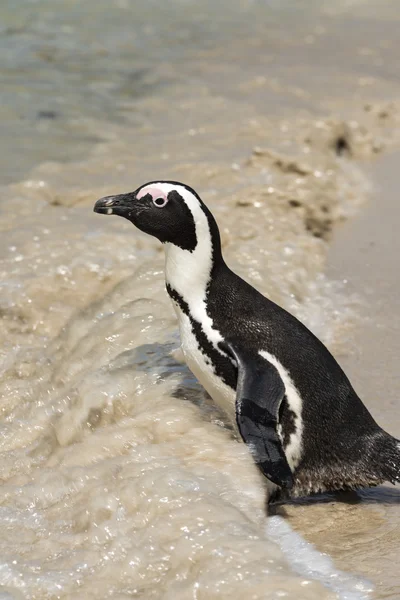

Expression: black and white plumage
xmin=94 ymin=181 xmax=400 ymax=500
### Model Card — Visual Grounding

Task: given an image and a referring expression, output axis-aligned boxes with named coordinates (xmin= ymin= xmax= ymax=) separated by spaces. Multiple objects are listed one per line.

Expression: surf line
xmin=266 ymin=516 xmax=373 ymax=599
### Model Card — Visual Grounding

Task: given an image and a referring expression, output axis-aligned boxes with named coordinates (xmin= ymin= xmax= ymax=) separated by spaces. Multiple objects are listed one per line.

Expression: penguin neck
xmin=164 ymin=204 xmax=225 ymax=307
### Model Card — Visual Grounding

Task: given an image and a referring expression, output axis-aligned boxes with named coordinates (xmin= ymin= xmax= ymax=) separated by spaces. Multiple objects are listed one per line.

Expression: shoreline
xmin=327 ymin=150 xmax=400 ymax=430
xmin=285 ymin=148 xmax=400 ymax=600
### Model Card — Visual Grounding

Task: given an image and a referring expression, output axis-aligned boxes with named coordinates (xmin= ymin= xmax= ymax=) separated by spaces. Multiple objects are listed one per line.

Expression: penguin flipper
xmin=220 ymin=342 xmax=294 ymax=489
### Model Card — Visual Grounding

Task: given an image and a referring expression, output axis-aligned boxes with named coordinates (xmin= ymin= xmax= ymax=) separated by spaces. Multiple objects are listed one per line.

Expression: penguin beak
xmin=93 ymin=193 xmax=134 ymax=217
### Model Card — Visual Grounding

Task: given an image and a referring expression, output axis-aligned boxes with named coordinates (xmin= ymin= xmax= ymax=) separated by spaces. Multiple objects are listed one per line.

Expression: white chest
xmin=172 ymin=303 xmax=236 ymax=424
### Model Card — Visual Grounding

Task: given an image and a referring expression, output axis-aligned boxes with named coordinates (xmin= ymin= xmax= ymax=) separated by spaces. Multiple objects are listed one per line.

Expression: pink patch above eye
xmin=137 ymin=186 xmax=167 ymax=202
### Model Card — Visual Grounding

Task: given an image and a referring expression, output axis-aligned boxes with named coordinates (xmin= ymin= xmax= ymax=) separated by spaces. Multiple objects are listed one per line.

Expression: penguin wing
xmin=220 ymin=341 xmax=294 ymax=489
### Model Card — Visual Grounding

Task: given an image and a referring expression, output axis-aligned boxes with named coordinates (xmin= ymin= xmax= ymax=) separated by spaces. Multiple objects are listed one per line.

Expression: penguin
xmin=94 ymin=181 xmax=400 ymax=500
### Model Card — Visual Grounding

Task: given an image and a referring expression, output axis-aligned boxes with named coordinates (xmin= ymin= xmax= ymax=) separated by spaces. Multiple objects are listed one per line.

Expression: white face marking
xmin=259 ymin=350 xmax=303 ymax=469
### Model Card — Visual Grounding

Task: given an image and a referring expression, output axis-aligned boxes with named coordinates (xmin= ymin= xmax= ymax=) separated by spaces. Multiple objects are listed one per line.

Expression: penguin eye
xmin=153 ymin=196 xmax=168 ymax=208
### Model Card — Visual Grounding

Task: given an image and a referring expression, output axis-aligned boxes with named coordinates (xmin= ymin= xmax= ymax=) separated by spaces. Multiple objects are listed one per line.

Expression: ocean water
xmin=0 ymin=1 xmax=399 ymax=598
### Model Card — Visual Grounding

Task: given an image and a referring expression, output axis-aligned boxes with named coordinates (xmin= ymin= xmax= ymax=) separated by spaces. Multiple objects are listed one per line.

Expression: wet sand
xmin=285 ymin=150 xmax=400 ymax=599
xmin=327 ymin=151 xmax=400 ymax=428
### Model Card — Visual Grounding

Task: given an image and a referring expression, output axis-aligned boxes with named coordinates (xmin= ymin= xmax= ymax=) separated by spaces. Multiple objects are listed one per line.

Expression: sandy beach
xmin=282 ymin=149 xmax=400 ymax=599
xmin=328 ymin=151 xmax=400 ymax=428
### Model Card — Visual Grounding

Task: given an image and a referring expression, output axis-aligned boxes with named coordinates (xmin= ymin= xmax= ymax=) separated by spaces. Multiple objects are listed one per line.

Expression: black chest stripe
xmin=166 ymin=283 xmax=237 ymax=389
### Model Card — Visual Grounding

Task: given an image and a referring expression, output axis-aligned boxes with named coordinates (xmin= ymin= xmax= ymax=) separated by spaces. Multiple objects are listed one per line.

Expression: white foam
xmin=267 ymin=516 xmax=374 ymax=600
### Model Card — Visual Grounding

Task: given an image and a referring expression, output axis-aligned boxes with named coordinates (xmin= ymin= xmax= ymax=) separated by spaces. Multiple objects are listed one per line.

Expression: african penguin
xmin=94 ymin=181 xmax=400 ymax=500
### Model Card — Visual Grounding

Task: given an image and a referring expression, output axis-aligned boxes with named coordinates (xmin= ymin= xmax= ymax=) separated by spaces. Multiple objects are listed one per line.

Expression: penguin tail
xmin=373 ymin=432 xmax=400 ymax=486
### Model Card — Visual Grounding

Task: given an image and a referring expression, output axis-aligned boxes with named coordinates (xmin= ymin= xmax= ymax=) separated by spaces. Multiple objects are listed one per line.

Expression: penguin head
xmin=94 ymin=181 xmax=219 ymax=254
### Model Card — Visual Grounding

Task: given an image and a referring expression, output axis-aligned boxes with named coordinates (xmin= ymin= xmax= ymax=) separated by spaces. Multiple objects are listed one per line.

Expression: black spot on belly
xmin=279 ymin=395 xmax=297 ymax=447
xmin=166 ymin=283 xmax=237 ymax=389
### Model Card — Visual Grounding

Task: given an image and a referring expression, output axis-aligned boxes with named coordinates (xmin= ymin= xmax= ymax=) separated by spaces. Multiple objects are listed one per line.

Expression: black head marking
xmin=94 ymin=185 xmax=197 ymax=251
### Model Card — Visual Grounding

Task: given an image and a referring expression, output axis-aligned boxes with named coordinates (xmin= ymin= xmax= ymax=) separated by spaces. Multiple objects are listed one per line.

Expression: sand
xmin=283 ymin=149 xmax=400 ymax=599
xmin=328 ymin=151 xmax=400 ymax=428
